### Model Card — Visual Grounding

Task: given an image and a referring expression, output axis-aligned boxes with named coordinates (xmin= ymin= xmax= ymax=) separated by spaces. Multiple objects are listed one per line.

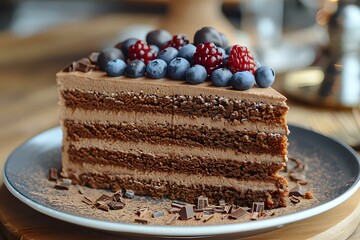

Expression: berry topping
xmin=255 ymin=66 xmax=275 ymax=88
xmin=125 ymin=60 xmax=146 ymax=78
xmin=128 ymin=40 xmax=156 ymax=64
xmin=157 ymin=47 xmax=179 ymax=64
xmin=185 ymin=65 xmax=207 ymax=85
xmin=168 ymin=57 xmax=190 ymax=80
xmin=227 ymin=45 xmax=256 ymax=74
xmin=146 ymin=59 xmax=168 ymax=79
xmin=230 ymin=71 xmax=255 ymax=90
xmin=193 ymin=42 xmax=224 ymax=75
xmin=178 ymin=44 xmax=196 ymax=63
xmin=105 ymin=59 xmax=126 ymax=77
xmin=164 ymin=34 xmax=189 ymax=50
xmin=194 ymin=27 xmax=222 ymax=47
xmin=150 ymin=45 xmax=160 ymax=55
xmin=210 ymin=68 xmax=233 ymax=87
xmin=115 ymin=38 xmax=138 ymax=59
xmin=146 ymin=29 xmax=172 ymax=49
xmin=97 ymin=47 xmax=125 ymax=71
xmin=219 ymin=32 xmax=229 ymax=48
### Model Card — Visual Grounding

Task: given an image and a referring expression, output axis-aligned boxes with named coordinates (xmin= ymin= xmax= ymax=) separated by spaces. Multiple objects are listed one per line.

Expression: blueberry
xmin=194 ymin=27 xmax=222 ymax=47
xmin=255 ymin=66 xmax=275 ymax=88
xmin=157 ymin=47 xmax=179 ymax=64
xmin=97 ymin=47 xmax=125 ymax=71
xmin=210 ymin=68 xmax=232 ymax=87
xmin=225 ymin=46 xmax=233 ymax=55
xmin=146 ymin=29 xmax=172 ymax=49
xmin=230 ymin=71 xmax=255 ymax=90
xmin=223 ymin=55 xmax=229 ymax=66
xmin=178 ymin=44 xmax=196 ymax=63
xmin=185 ymin=65 xmax=207 ymax=84
xmin=150 ymin=45 xmax=160 ymax=55
xmin=146 ymin=59 xmax=168 ymax=79
xmin=114 ymin=38 xmax=138 ymax=59
xmin=105 ymin=59 xmax=126 ymax=77
xmin=168 ymin=57 xmax=190 ymax=80
xmin=217 ymin=47 xmax=226 ymax=58
xmin=219 ymin=32 xmax=229 ymax=48
xmin=125 ymin=60 xmax=146 ymax=78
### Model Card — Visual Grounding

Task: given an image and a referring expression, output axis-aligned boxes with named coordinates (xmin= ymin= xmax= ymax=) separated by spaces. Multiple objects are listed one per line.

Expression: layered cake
xmin=57 ymin=27 xmax=289 ymax=208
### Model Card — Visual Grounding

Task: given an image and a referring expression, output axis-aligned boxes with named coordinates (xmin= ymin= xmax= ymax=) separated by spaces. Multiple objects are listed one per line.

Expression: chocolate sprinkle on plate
xmin=228 ymin=207 xmax=247 ymax=220
xmin=48 ymin=168 xmax=58 ymax=181
xmin=179 ymin=205 xmax=194 ymax=220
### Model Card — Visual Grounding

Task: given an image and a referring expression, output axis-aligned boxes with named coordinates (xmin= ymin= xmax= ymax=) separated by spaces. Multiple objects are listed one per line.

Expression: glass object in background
xmin=283 ymin=0 xmax=360 ymax=108
xmin=241 ymin=0 xmax=316 ymax=73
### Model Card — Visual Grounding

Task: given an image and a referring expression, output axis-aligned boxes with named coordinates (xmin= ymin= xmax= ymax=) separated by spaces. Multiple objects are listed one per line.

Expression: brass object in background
xmin=283 ymin=0 xmax=360 ymax=108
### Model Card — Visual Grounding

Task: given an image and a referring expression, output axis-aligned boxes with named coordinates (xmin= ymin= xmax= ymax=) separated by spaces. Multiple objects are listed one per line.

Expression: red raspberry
xmin=128 ymin=40 xmax=156 ymax=64
xmin=193 ymin=42 xmax=224 ymax=75
xmin=226 ymin=45 xmax=256 ymax=74
xmin=164 ymin=34 xmax=190 ymax=50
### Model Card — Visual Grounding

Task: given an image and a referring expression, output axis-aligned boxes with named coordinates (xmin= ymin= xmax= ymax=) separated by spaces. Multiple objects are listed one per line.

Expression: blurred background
xmin=0 ymin=0 xmax=359 ymax=158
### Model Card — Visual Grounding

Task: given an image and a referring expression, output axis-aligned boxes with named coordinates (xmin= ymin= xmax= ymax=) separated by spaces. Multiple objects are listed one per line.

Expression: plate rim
xmin=3 ymin=125 xmax=360 ymax=237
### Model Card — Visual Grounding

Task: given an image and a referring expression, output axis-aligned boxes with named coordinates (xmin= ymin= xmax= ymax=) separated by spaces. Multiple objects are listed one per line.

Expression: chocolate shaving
xmin=228 ymin=207 xmax=247 ymax=219
xmin=135 ymin=218 xmax=149 ymax=224
xmin=48 ymin=168 xmax=58 ymax=181
xmin=97 ymin=204 xmax=109 ymax=212
xmin=82 ymin=196 xmax=94 ymax=206
xmin=96 ymin=194 xmax=111 ymax=204
xmin=78 ymin=187 xmax=85 ymax=195
xmin=137 ymin=208 xmax=150 ymax=218
xmin=202 ymin=214 xmax=214 ymax=222
xmin=179 ymin=205 xmax=194 ymax=220
xmin=224 ymin=205 xmax=232 ymax=214
xmin=165 ymin=214 xmax=179 ymax=225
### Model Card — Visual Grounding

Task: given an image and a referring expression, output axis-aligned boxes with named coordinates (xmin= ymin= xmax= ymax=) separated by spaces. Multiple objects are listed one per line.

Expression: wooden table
xmin=0 ymin=13 xmax=359 ymax=240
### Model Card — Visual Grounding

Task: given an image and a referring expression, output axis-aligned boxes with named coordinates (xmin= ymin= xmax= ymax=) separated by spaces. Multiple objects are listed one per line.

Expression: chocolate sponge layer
xmin=64 ymin=120 xmax=288 ymax=155
xmin=62 ymin=90 xmax=288 ymax=124
xmin=68 ymin=145 xmax=285 ymax=180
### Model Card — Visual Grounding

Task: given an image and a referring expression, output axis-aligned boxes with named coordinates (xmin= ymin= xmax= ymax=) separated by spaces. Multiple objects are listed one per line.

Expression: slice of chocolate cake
xmin=57 ymin=27 xmax=289 ymax=208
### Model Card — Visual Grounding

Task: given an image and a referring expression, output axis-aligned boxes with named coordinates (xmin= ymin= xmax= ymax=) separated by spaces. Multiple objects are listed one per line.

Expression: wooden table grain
xmin=0 ymin=13 xmax=359 ymax=240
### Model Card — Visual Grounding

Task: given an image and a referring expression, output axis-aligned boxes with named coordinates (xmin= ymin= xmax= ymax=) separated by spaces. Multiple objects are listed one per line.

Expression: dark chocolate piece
xmin=152 ymin=211 xmax=165 ymax=218
xmin=135 ymin=218 xmax=149 ymax=224
xmin=54 ymin=178 xmax=72 ymax=190
xmin=228 ymin=208 xmax=247 ymax=219
xmin=179 ymin=205 xmax=194 ymax=220
xmin=251 ymin=202 xmax=264 ymax=213
xmin=96 ymin=194 xmax=111 ymax=203
xmin=112 ymin=191 xmax=123 ymax=203
xmin=124 ymin=189 xmax=134 ymax=199
xmin=290 ymin=195 xmax=301 ymax=204
xmin=289 ymin=185 xmax=305 ymax=197
xmin=88 ymin=52 xmax=99 ymax=64
xmin=48 ymin=168 xmax=58 ymax=181
xmin=197 ymin=196 xmax=209 ymax=210
xmin=107 ymin=201 xmax=125 ymax=210
xmin=97 ymin=47 xmax=125 ymax=71
xmin=137 ymin=208 xmax=150 ymax=218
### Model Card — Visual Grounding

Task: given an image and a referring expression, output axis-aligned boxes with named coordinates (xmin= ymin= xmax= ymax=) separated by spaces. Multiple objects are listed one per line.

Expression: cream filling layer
xmin=59 ymin=108 xmax=289 ymax=134
xmin=66 ymin=161 xmax=280 ymax=191
xmin=65 ymin=140 xmax=287 ymax=164
xmin=57 ymin=71 xmax=287 ymax=104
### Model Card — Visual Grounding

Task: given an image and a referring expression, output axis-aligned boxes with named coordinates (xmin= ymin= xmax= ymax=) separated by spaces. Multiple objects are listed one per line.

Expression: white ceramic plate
xmin=3 ymin=125 xmax=360 ymax=239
